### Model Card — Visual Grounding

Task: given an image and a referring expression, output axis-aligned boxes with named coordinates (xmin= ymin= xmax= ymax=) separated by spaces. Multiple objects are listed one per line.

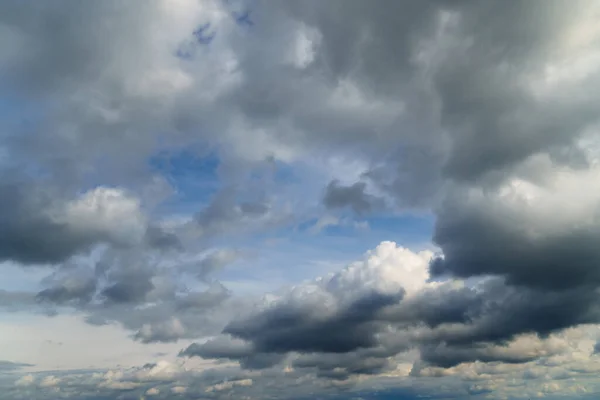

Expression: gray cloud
xmin=0 ymin=182 xmax=96 ymax=265
xmin=180 ymin=336 xmax=285 ymax=370
xmin=189 ymin=245 xmax=600 ymax=375
xmin=101 ymin=276 xmax=155 ymax=304
xmin=193 ymin=249 xmax=242 ymax=282
xmin=323 ymin=180 xmax=384 ymax=214
xmin=36 ymin=276 xmax=97 ymax=305
xmin=3 ymin=0 xmax=600 ymax=398
xmin=0 ymin=361 xmax=33 ymax=371
xmin=293 ymin=351 xmax=394 ymax=380
xmin=225 ymin=290 xmax=403 ymax=355
xmin=430 ymin=188 xmax=600 ymax=290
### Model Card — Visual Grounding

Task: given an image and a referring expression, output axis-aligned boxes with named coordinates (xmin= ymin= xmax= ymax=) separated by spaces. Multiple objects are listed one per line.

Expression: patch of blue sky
xmin=175 ymin=22 xmax=216 ymax=60
xmin=365 ymin=213 xmax=434 ymax=248
xmin=149 ymin=145 xmax=305 ymax=213
xmin=298 ymin=213 xmax=434 ymax=249
xmin=149 ymin=149 xmax=221 ymax=214
xmin=214 ymin=212 xmax=435 ymax=290
xmin=272 ymin=160 xmax=298 ymax=182
xmin=192 ymin=23 xmax=216 ymax=44
xmin=232 ymin=10 xmax=254 ymax=27
xmin=176 ymin=2 xmax=253 ymax=62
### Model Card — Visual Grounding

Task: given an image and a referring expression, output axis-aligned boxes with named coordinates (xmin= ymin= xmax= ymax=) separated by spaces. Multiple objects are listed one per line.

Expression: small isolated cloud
xmin=171 ymin=385 xmax=186 ymax=394
xmin=146 ymin=387 xmax=160 ymax=396
xmin=205 ymin=378 xmax=253 ymax=393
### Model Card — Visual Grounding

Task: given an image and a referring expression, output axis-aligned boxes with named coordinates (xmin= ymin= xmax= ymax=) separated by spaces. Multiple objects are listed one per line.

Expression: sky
xmin=1 ymin=0 xmax=600 ymax=399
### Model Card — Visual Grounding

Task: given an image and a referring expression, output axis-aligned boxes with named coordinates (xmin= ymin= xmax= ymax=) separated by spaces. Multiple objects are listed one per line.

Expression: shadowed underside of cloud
xmin=182 ymin=243 xmax=600 ymax=376
xmin=323 ymin=180 xmax=385 ymax=215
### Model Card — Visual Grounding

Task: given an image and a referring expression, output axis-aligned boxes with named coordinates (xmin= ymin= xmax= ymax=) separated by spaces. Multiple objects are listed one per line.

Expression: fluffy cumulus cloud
xmin=3 ymin=0 xmax=600 ymax=399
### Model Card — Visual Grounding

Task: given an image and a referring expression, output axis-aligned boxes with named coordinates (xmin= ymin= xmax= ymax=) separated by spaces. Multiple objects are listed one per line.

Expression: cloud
xmin=171 ymin=385 xmax=186 ymax=394
xmin=431 ymin=163 xmax=600 ymax=290
xmin=180 ymin=335 xmax=285 ymax=370
xmin=205 ymin=378 xmax=253 ymax=393
xmin=0 ymin=177 xmax=157 ymax=266
xmin=39 ymin=375 xmax=60 ymax=388
xmin=14 ymin=374 xmax=34 ymax=387
xmin=36 ymin=270 xmax=97 ymax=305
xmin=145 ymin=387 xmax=160 ymax=396
xmin=0 ymin=361 xmax=33 ymax=371
xmin=101 ymin=270 xmax=155 ymax=304
xmin=133 ymin=317 xmax=186 ymax=344
xmin=215 ymin=242 xmax=433 ymax=357
xmin=185 ymin=242 xmax=600 ymax=380
xmin=4 ymin=0 xmax=600 ymax=399
xmin=195 ymin=249 xmax=242 ymax=281
xmin=323 ymin=180 xmax=384 ymax=214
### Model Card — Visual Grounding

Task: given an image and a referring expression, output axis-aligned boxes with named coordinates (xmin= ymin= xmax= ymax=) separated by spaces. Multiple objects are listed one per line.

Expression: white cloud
xmin=325 ymin=241 xmax=434 ymax=299
xmin=171 ymin=385 xmax=186 ymax=394
xmin=133 ymin=360 xmax=184 ymax=382
xmin=205 ymin=378 xmax=253 ymax=392
xmin=39 ymin=375 xmax=61 ymax=387
xmin=14 ymin=374 xmax=34 ymax=387
xmin=61 ymin=187 xmax=147 ymax=245
xmin=146 ymin=387 xmax=160 ymax=396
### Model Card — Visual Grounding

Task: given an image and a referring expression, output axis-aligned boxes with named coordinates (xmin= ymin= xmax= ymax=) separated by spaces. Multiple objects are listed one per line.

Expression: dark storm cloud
xmin=0 ymin=179 xmax=165 ymax=267
xmin=418 ymin=344 xmax=543 ymax=370
xmin=395 ymin=278 xmax=600 ymax=348
xmin=293 ymin=351 xmax=393 ymax=380
xmin=224 ymin=290 xmax=403 ymax=354
xmin=431 ymin=1 xmax=600 ymax=182
xmin=323 ymin=180 xmax=384 ymax=214
xmin=180 ymin=336 xmax=285 ymax=369
xmin=0 ymin=182 xmax=95 ymax=265
xmin=201 ymin=276 xmax=600 ymax=370
xmin=387 ymin=284 xmax=483 ymax=329
xmin=430 ymin=191 xmax=600 ymax=290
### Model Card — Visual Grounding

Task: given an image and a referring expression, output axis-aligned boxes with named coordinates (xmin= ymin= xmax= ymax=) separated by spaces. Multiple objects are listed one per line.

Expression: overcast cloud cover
xmin=2 ymin=0 xmax=600 ymax=399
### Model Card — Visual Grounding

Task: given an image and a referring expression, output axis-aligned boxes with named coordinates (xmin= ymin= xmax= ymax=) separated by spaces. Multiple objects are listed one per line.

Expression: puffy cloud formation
xmin=182 ymin=243 xmax=600 ymax=380
xmin=3 ymin=0 xmax=600 ymax=399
